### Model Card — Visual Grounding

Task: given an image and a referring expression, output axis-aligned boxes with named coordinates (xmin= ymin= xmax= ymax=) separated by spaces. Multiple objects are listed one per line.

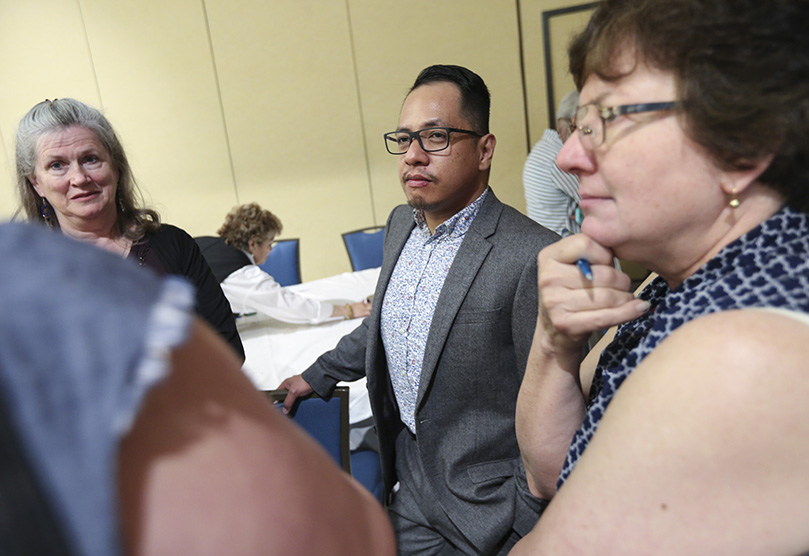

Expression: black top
xmin=130 ymin=225 xmax=244 ymax=361
xmin=194 ymin=236 xmax=251 ymax=283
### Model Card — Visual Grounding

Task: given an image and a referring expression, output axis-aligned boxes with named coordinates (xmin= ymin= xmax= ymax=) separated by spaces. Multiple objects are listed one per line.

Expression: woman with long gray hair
xmin=15 ymin=98 xmax=243 ymax=360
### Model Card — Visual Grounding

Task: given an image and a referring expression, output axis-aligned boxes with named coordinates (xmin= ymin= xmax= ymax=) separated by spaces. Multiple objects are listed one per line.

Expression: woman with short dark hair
xmin=514 ymin=0 xmax=809 ymax=553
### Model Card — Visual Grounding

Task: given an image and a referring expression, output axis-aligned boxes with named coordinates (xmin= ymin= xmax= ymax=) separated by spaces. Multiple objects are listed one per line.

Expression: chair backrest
xmin=350 ymin=449 xmax=385 ymax=505
xmin=341 ymin=226 xmax=385 ymax=271
xmin=264 ymin=387 xmax=351 ymax=473
xmin=259 ymin=238 xmax=301 ymax=286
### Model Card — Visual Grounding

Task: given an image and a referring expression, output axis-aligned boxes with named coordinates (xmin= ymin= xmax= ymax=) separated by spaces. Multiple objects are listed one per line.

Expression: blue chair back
xmin=265 ymin=387 xmax=351 ymax=473
xmin=342 ymin=226 xmax=385 ymax=271
xmin=350 ymin=449 xmax=385 ymax=504
xmin=259 ymin=238 xmax=301 ymax=286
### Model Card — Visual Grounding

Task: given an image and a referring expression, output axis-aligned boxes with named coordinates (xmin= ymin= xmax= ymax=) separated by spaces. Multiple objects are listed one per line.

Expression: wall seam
xmin=516 ymin=0 xmax=532 ymax=154
xmin=344 ymin=0 xmax=377 ymax=225
xmin=201 ymin=0 xmax=240 ymax=205
xmin=77 ymin=0 xmax=104 ymax=109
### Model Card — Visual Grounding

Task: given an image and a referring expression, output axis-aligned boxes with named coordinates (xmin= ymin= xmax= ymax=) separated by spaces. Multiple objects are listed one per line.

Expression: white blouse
xmin=221 ymin=257 xmax=334 ymax=325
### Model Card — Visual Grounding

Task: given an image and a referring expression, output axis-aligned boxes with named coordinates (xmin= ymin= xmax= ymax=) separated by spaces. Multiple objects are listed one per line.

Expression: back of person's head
xmin=556 ymin=91 xmax=580 ymax=141
xmin=14 ymin=98 xmax=158 ymax=237
xmin=568 ymin=0 xmax=809 ymax=212
xmin=556 ymin=91 xmax=579 ymax=121
xmin=218 ymin=203 xmax=282 ymax=251
xmin=409 ymin=64 xmax=491 ymax=134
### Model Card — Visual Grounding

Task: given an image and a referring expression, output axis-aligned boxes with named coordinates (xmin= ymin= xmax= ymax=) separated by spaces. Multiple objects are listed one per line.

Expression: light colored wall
xmin=521 ymin=1 xmax=597 ymax=145
xmin=0 ymin=0 xmax=589 ymax=280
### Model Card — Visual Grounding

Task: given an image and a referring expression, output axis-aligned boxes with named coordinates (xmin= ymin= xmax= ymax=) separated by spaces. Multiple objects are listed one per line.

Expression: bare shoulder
xmin=119 ymin=320 xmax=395 ymax=556
xmin=642 ymin=308 xmax=809 ymax=390
xmin=521 ymin=308 xmax=809 ymax=556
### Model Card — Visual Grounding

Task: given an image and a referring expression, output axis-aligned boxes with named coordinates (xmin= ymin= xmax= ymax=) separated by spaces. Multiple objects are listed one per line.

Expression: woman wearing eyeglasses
xmin=198 ymin=202 xmax=370 ymax=324
xmin=513 ymin=0 xmax=809 ymax=553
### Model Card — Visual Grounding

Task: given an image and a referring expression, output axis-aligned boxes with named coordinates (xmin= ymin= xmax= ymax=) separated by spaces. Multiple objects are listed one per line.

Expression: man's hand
xmin=276 ymin=374 xmax=314 ymax=414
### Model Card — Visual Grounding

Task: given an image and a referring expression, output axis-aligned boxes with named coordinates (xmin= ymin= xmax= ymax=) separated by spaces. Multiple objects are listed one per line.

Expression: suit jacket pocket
xmin=467 ymin=458 xmax=517 ymax=484
xmin=453 ymin=306 xmax=503 ymax=325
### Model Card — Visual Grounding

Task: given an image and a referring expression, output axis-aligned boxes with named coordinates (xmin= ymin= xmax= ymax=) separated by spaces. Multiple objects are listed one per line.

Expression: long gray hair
xmin=15 ymin=98 xmax=160 ymax=239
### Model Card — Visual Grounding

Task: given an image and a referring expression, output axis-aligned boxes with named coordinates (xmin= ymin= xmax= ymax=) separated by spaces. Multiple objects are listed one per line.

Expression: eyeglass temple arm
xmin=605 ymin=101 xmax=681 ymax=119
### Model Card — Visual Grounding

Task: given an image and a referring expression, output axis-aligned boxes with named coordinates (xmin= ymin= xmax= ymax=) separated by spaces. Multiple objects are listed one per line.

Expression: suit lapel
xmin=416 ymin=192 xmax=504 ymax=406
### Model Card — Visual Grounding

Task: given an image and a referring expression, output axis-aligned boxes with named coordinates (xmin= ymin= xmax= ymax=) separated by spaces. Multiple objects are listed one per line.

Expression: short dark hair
xmin=569 ymin=0 xmax=809 ymax=212
xmin=409 ymin=65 xmax=490 ymax=134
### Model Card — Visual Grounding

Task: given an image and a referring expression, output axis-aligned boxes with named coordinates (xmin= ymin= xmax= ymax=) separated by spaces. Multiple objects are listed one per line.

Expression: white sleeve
xmin=220 ymin=265 xmax=334 ymax=324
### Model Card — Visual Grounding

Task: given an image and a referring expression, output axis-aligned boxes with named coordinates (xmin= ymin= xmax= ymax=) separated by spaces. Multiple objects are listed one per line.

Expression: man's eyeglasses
xmin=572 ymin=101 xmax=682 ymax=148
xmin=384 ymin=127 xmax=483 ymax=155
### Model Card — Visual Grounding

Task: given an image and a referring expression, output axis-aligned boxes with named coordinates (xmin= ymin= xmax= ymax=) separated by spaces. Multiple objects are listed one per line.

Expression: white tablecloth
xmin=239 ymin=267 xmax=380 ymax=425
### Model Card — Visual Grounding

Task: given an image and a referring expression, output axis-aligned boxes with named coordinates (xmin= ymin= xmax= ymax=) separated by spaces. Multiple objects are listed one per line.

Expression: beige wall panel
xmin=0 ymin=0 xmax=101 ymax=220
xmin=0 ymin=134 xmax=13 ymax=221
xmin=549 ymin=9 xmax=593 ymax=108
xmin=520 ymin=0 xmax=596 ymax=147
xmin=1 ymin=1 xmax=566 ymax=279
xmin=205 ymin=0 xmax=372 ymax=279
xmin=348 ymin=0 xmax=529 ymax=219
xmin=79 ymin=0 xmax=236 ymax=236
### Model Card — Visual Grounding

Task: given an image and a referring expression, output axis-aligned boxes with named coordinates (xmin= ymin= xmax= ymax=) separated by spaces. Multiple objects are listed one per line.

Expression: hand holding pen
xmin=560 ymin=229 xmax=593 ymax=281
xmin=536 ymin=230 xmax=649 ymax=350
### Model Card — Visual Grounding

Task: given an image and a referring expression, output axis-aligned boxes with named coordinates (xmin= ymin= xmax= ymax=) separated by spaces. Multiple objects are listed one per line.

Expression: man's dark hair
xmin=410 ymin=65 xmax=490 ymax=134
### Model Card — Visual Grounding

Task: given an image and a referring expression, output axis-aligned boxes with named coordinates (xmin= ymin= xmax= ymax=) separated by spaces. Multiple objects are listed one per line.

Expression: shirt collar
xmin=412 ymin=186 xmax=489 ymax=238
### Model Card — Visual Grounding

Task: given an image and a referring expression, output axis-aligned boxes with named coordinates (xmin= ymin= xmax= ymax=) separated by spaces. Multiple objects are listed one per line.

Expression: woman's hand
xmin=332 ymin=300 xmax=372 ymax=320
xmin=350 ymin=300 xmax=372 ymax=318
xmin=537 ymin=233 xmax=648 ymax=360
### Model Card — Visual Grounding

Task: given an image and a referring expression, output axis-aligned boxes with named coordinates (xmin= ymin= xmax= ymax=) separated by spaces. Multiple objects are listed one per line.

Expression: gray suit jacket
xmin=303 ymin=190 xmax=558 ymax=551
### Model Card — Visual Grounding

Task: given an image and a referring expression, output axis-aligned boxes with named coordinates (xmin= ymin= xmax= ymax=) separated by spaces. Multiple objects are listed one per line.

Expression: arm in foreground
xmin=118 ymin=319 xmax=395 ymax=556
xmin=511 ymin=309 xmax=809 ymax=555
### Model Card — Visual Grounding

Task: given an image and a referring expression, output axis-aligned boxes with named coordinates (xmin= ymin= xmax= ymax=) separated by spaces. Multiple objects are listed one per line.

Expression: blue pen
xmin=560 ymin=229 xmax=593 ymax=281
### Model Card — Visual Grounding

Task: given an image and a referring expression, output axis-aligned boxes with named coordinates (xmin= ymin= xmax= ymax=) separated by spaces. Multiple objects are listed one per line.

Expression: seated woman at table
xmin=0 ymin=221 xmax=394 ymax=556
xmin=14 ymin=98 xmax=243 ymax=361
xmin=512 ymin=0 xmax=809 ymax=553
xmin=198 ymin=202 xmax=371 ymax=324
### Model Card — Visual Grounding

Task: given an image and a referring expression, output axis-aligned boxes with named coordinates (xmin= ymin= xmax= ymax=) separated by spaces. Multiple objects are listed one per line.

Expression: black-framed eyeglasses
xmin=383 ymin=127 xmax=483 ymax=155
xmin=572 ymin=101 xmax=682 ymax=147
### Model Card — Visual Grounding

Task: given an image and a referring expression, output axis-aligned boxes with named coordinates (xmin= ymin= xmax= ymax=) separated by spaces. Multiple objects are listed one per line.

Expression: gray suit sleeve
xmin=301 ymin=310 xmax=371 ymax=398
xmin=511 ymin=252 xmax=541 ymax=379
xmin=510 ymin=224 xmax=556 ymax=532
xmin=513 ymin=460 xmax=550 ymax=536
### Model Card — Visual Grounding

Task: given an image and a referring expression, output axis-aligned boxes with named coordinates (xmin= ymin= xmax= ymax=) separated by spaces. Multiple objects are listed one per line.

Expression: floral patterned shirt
xmin=381 ymin=188 xmax=489 ymax=433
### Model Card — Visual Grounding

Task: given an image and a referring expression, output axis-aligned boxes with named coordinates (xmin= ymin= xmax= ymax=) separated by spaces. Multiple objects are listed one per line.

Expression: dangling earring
xmin=117 ymin=191 xmax=126 ymax=214
xmin=729 ymin=188 xmax=740 ymax=209
xmin=39 ymin=199 xmax=54 ymax=230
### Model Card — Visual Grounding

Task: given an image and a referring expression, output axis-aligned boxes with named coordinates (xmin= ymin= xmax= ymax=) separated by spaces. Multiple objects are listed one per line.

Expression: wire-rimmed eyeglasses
xmin=383 ymin=127 xmax=483 ymax=155
xmin=573 ymin=101 xmax=682 ymax=147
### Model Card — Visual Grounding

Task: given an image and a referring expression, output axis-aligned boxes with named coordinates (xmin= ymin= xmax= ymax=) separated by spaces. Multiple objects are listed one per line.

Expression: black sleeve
xmin=150 ymin=225 xmax=245 ymax=361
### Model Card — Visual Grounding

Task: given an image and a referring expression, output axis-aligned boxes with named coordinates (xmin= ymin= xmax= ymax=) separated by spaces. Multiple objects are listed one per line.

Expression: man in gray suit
xmin=280 ymin=65 xmax=557 ymax=554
